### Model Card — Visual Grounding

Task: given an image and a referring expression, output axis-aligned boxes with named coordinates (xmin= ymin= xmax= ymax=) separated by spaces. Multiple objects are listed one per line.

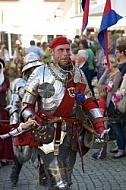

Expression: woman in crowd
xmin=98 ymin=55 xmax=122 ymax=110
xmin=99 ymin=55 xmax=125 ymax=159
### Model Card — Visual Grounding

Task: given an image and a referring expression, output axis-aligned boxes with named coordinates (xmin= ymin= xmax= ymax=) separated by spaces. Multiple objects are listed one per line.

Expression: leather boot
xmin=10 ymin=156 xmax=22 ymax=185
xmin=39 ymin=163 xmax=47 ymax=185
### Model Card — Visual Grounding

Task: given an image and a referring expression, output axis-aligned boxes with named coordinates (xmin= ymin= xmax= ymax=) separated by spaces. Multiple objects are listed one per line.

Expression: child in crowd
xmin=92 ymin=85 xmax=107 ymax=159
xmin=93 ymin=85 xmax=107 ymax=116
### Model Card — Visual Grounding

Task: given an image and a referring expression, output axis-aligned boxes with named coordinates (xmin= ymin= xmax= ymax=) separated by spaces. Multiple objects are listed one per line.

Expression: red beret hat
xmin=49 ymin=36 xmax=70 ymax=49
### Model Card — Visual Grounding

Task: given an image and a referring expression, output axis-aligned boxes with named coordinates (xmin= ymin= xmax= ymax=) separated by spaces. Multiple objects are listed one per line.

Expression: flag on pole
xmin=81 ymin=0 xmax=90 ymax=34
xmin=98 ymin=0 xmax=126 ymax=52
xmin=98 ymin=0 xmax=126 ymax=68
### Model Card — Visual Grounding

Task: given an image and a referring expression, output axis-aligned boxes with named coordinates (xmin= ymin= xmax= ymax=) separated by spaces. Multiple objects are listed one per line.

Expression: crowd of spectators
xmin=70 ymin=32 xmax=126 ymax=160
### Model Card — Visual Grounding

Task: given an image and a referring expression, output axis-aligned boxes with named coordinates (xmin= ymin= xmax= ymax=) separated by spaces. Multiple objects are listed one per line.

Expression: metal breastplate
xmin=23 ymin=63 xmax=91 ymax=115
xmin=26 ymin=63 xmax=74 ymax=113
xmin=38 ymin=64 xmax=69 ymax=113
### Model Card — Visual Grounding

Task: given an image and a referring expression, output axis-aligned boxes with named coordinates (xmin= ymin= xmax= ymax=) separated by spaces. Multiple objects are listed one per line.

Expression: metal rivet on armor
xmin=39 ymin=136 xmax=42 ymax=138
xmin=44 ymin=137 xmax=46 ymax=139
xmin=32 ymin=130 xmax=35 ymax=133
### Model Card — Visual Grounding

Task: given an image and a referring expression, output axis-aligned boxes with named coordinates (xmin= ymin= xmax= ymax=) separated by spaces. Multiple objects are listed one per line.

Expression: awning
xmin=89 ymin=3 xmax=104 ymax=17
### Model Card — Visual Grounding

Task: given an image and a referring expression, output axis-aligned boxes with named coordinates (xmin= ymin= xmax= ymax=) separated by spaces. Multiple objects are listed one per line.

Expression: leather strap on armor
xmin=53 ymin=73 xmax=75 ymax=155
xmin=53 ymin=73 xmax=75 ymax=117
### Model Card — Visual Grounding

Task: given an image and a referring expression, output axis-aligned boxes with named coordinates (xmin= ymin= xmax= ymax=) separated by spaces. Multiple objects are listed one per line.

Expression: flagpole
xmin=104 ymin=29 xmax=110 ymax=69
xmin=81 ymin=0 xmax=90 ymax=35
xmin=103 ymin=0 xmax=109 ymax=70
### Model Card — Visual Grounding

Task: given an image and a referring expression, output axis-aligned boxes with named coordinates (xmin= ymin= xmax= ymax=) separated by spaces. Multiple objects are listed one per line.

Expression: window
xmin=11 ymin=34 xmax=18 ymax=55
xmin=47 ymin=35 xmax=54 ymax=43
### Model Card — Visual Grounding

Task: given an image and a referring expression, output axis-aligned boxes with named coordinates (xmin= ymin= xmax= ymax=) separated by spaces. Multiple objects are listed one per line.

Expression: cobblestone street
xmin=0 ymin=141 xmax=126 ymax=190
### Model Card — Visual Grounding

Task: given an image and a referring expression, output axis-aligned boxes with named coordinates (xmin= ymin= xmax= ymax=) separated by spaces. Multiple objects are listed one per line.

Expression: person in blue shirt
xmin=26 ymin=40 xmax=45 ymax=61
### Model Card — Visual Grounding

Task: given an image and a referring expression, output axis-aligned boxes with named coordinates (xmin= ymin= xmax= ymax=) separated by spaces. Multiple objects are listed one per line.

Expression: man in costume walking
xmin=20 ymin=36 xmax=106 ymax=190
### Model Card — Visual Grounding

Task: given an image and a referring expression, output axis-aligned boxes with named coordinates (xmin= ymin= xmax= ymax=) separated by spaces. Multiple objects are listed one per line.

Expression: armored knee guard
xmin=14 ymin=145 xmax=32 ymax=164
xmin=44 ymin=154 xmax=70 ymax=190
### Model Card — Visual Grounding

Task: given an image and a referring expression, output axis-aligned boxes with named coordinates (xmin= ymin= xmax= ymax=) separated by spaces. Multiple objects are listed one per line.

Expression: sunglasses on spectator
xmin=102 ymin=63 xmax=108 ymax=66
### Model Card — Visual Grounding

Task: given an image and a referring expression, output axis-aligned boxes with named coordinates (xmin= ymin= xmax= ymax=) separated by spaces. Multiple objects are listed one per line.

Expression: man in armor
xmin=7 ymin=52 xmax=46 ymax=185
xmin=21 ymin=36 xmax=106 ymax=190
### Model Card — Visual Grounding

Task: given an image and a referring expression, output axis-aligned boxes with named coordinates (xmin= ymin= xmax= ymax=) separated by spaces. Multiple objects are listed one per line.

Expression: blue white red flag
xmin=98 ymin=0 xmax=126 ymax=52
xmin=98 ymin=0 xmax=126 ymax=68
xmin=81 ymin=0 xmax=90 ymax=34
